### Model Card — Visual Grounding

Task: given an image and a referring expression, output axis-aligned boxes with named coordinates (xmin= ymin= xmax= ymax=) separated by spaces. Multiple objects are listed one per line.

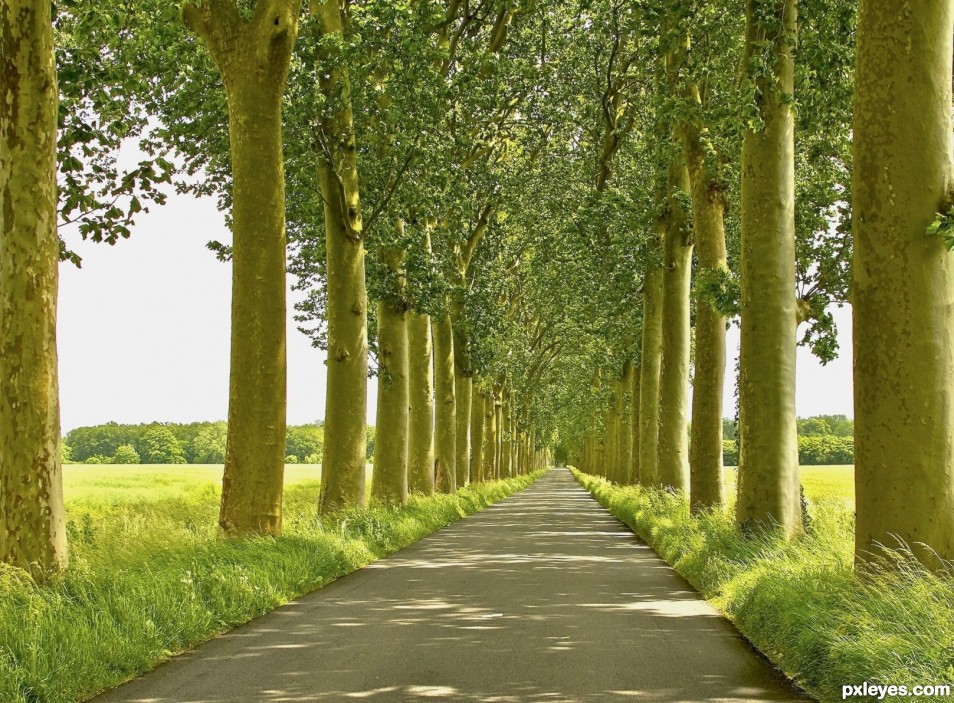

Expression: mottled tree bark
xmin=619 ymin=361 xmax=634 ymax=485
xmin=639 ymin=267 xmax=664 ymax=486
xmin=481 ymin=390 xmax=497 ymax=481
xmin=657 ymin=159 xmax=693 ymax=492
xmin=451 ymin=308 xmax=472 ymax=488
xmin=502 ymin=391 xmax=514 ymax=478
xmin=686 ymin=116 xmax=727 ymax=512
xmin=432 ymin=312 xmax=457 ymax=492
xmin=470 ymin=388 xmax=485 ymax=483
xmin=853 ymin=0 xmax=954 ymax=567
xmin=630 ymin=363 xmax=641 ymax=485
xmin=314 ymin=0 xmax=368 ymax=513
xmin=407 ymin=306 xmax=434 ymax=495
xmin=372 ymin=246 xmax=409 ymax=506
xmin=408 ymin=229 xmax=434 ymax=495
xmin=182 ymin=0 xmax=298 ymax=535
xmin=736 ymin=0 xmax=801 ymax=535
xmin=0 ymin=0 xmax=67 ymax=577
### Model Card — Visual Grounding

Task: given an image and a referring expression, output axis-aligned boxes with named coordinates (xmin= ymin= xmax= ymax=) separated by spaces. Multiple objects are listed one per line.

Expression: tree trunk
xmin=470 ymin=388 xmax=485 ymax=483
xmin=454 ymin=373 xmax=472 ymax=487
xmin=182 ymin=1 xmax=298 ymax=537
xmin=619 ymin=361 xmax=634 ymax=485
xmin=686 ymin=120 xmax=728 ymax=512
xmin=407 ymin=307 xmax=434 ymax=495
xmin=408 ymin=227 xmax=434 ymax=495
xmin=630 ymin=362 xmax=641 ymax=485
xmin=494 ymin=389 xmax=504 ymax=479
xmin=605 ymin=390 xmax=619 ymax=482
xmin=853 ymin=0 xmax=954 ymax=567
xmin=657 ymin=160 xmax=693 ymax=493
xmin=502 ymin=392 xmax=514 ymax=478
xmin=0 ymin=0 xmax=67 ymax=577
xmin=432 ymin=312 xmax=457 ymax=492
xmin=451 ymin=306 xmax=472 ymax=488
xmin=314 ymin=0 xmax=368 ymax=514
xmin=372 ymin=248 xmax=409 ymax=506
xmin=481 ymin=390 xmax=497 ymax=481
xmin=736 ymin=0 xmax=801 ymax=536
xmin=639 ymin=267 xmax=664 ymax=486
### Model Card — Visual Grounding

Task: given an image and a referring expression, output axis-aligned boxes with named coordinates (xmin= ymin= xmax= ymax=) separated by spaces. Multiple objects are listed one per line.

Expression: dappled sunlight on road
xmin=96 ymin=470 xmax=809 ymax=703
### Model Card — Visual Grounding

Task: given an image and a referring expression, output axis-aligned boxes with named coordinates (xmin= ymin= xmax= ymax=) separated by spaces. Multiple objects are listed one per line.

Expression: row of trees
xmin=1 ymin=0 xmax=952 ymax=578
xmin=62 ymin=422 xmax=347 ymax=465
xmin=722 ymin=436 xmax=854 ymax=468
xmin=563 ymin=0 xmax=954 ymax=572
xmin=722 ymin=415 xmax=853 ymax=441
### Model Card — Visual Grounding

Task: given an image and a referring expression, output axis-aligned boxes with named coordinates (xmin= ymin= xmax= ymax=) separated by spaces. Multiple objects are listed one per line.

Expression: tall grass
xmin=572 ymin=469 xmax=954 ymax=703
xmin=0 ymin=471 xmax=543 ymax=703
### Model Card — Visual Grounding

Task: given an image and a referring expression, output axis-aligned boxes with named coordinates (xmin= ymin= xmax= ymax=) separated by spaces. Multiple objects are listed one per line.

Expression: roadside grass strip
xmin=571 ymin=469 xmax=954 ymax=703
xmin=0 ymin=471 xmax=544 ymax=703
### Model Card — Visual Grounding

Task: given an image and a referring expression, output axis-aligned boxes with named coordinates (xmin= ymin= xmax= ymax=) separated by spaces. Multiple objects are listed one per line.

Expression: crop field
xmin=63 ymin=464 xmax=373 ymax=505
xmin=724 ymin=465 xmax=854 ymax=505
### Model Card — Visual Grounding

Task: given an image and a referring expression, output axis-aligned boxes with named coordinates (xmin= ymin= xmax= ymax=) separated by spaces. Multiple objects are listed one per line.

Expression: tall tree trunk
xmin=494 ymin=389 xmax=504 ymax=479
xmin=736 ymin=0 xmax=801 ymax=535
xmin=314 ymin=0 xmax=368 ymax=514
xmin=372 ymin=246 xmax=409 ymax=506
xmin=407 ymin=306 xmax=434 ymax=495
xmin=853 ymin=0 xmax=954 ymax=567
xmin=0 ymin=0 xmax=67 ymax=577
xmin=432 ymin=312 xmax=457 ymax=492
xmin=182 ymin=0 xmax=298 ymax=535
xmin=407 ymin=228 xmax=434 ymax=495
xmin=511 ymin=416 xmax=519 ymax=475
xmin=502 ymin=392 xmax=514 ymax=478
xmin=639 ymin=266 xmax=664 ymax=486
xmin=630 ymin=362 xmax=641 ymax=485
xmin=481 ymin=390 xmax=497 ymax=481
xmin=619 ymin=361 xmax=634 ymax=485
xmin=657 ymin=160 xmax=693 ymax=492
xmin=605 ymin=391 xmax=619 ymax=482
xmin=686 ymin=118 xmax=728 ymax=512
xmin=470 ymin=388 xmax=485 ymax=483
xmin=451 ymin=305 xmax=472 ymax=488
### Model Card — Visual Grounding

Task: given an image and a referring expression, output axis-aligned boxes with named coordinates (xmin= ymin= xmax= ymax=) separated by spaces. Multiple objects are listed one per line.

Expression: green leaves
xmin=695 ymin=266 xmax=741 ymax=318
xmin=927 ymin=206 xmax=954 ymax=251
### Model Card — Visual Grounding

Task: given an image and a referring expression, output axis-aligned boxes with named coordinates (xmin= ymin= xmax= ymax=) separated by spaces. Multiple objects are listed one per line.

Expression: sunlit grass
xmin=573 ymin=468 xmax=954 ymax=703
xmin=62 ymin=463 xmax=375 ymax=504
xmin=0 ymin=468 xmax=544 ymax=703
xmin=723 ymin=465 xmax=854 ymax=504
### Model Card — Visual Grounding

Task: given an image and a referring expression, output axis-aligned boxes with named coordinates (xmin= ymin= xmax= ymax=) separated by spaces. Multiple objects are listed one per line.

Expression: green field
xmin=724 ymin=465 xmax=854 ymax=504
xmin=63 ymin=463 xmax=372 ymax=504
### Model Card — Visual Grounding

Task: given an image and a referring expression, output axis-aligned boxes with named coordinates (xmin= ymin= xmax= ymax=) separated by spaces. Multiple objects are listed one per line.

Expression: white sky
xmin=56 ymin=190 xmax=853 ymax=432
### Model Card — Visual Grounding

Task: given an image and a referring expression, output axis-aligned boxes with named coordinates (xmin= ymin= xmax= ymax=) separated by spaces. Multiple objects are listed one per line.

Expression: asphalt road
xmin=94 ymin=468 xmax=811 ymax=703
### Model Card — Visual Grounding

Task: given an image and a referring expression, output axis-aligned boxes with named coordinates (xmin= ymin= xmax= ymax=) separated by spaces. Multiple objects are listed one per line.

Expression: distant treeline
xmin=63 ymin=422 xmax=376 ymax=465
xmin=722 ymin=415 xmax=854 ymax=466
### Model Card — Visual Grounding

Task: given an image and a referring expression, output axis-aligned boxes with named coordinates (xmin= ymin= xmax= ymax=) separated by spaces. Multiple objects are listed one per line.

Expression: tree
xmin=314 ymin=0 xmax=369 ymax=514
xmin=0 ymin=0 xmax=68 ymax=578
xmin=181 ymin=0 xmax=300 ymax=536
xmin=736 ymin=0 xmax=801 ymax=536
xmin=371 ymin=235 xmax=409 ymax=506
xmin=140 ymin=427 xmax=187 ymax=464
xmin=112 ymin=444 xmax=141 ymax=465
xmin=191 ymin=423 xmax=228 ymax=464
xmin=852 ymin=0 xmax=954 ymax=568
xmin=284 ymin=425 xmax=323 ymax=464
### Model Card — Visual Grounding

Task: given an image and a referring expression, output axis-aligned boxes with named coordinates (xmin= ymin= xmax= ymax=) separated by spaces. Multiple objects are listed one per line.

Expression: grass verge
xmin=0 ymin=471 xmax=544 ymax=703
xmin=571 ymin=469 xmax=954 ymax=703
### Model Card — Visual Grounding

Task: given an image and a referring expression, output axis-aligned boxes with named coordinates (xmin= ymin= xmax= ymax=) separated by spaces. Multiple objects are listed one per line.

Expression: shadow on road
xmin=95 ymin=470 xmax=811 ymax=703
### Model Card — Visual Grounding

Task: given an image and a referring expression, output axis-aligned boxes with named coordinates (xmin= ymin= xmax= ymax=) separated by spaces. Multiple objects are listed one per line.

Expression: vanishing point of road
xmin=95 ymin=469 xmax=811 ymax=703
